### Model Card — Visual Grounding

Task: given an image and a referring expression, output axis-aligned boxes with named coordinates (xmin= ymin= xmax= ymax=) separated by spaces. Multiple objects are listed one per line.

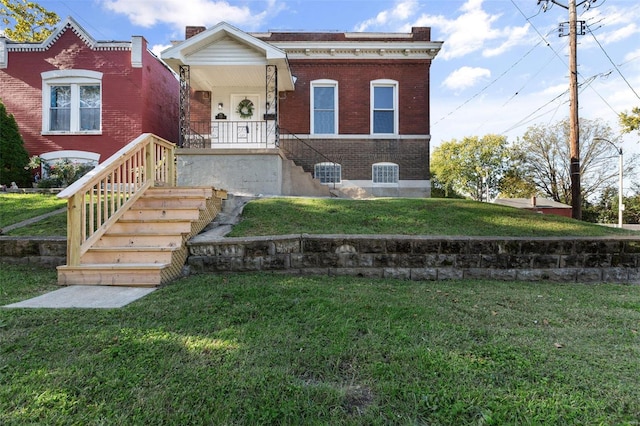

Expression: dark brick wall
xmin=280 ymin=137 xmax=429 ymax=180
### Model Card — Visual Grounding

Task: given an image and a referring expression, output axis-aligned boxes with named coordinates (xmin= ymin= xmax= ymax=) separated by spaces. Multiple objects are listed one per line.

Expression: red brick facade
xmin=0 ymin=18 xmax=179 ymax=162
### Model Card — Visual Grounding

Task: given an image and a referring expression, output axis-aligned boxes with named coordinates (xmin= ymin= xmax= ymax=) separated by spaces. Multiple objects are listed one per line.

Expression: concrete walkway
xmin=4 ymin=285 xmax=156 ymax=309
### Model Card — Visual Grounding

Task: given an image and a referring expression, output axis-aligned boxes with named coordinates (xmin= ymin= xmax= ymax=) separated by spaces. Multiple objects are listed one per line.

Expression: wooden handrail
xmin=58 ymin=133 xmax=176 ymax=266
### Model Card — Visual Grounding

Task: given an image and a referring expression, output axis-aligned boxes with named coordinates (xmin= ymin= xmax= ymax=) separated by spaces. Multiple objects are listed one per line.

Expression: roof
xmin=494 ymin=198 xmax=572 ymax=209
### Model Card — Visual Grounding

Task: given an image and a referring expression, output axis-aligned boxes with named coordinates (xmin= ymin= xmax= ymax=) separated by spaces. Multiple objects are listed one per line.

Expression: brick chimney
xmin=186 ymin=26 xmax=206 ymax=39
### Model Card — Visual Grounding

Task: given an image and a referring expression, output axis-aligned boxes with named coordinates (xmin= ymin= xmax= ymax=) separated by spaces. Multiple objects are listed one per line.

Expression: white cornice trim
xmin=271 ymin=41 xmax=442 ymax=60
xmin=4 ymin=16 xmax=131 ymax=52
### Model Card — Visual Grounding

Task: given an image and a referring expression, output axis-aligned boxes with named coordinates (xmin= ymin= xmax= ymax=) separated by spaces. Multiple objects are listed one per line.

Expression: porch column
xmin=265 ymin=64 xmax=278 ymax=147
xmin=179 ymin=65 xmax=191 ymax=147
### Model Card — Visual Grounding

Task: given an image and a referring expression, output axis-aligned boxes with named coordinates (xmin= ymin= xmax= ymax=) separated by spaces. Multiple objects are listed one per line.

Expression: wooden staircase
xmin=57 ymin=186 xmax=225 ymax=287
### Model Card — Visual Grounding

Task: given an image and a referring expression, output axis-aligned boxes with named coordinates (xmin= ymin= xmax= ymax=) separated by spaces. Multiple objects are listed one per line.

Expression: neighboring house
xmin=162 ymin=22 xmax=442 ymax=197
xmin=0 ymin=16 xmax=179 ymax=174
xmin=494 ymin=197 xmax=572 ymax=218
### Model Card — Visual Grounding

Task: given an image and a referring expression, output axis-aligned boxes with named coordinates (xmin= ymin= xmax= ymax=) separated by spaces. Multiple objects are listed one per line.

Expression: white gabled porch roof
xmin=161 ymin=22 xmax=295 ymax=91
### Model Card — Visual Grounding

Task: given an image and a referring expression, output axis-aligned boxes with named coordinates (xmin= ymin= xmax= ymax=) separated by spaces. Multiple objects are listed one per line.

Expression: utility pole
xmin=539 ymin=0 xmax=593 ymax=220
xmin=568 ymin=0 xmax=581 ymax=220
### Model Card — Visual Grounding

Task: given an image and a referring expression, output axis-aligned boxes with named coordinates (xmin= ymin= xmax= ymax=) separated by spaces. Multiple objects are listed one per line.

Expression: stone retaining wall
xmin=0 ymin=237 xmax=66 ymax=267
xmin=4 ymin=234 xmax=640 ymax=283
xmin=187 ymin=234 xmax=640 ymax=283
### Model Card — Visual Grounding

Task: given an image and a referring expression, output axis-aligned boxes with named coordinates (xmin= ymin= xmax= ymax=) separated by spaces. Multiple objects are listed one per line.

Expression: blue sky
xmin=28 ymin=0 xmax=640 ymax=152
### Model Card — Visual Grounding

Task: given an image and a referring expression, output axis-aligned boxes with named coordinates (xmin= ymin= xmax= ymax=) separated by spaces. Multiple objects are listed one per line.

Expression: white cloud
xmin=151 ymin=44 xmax=173 ymax=57
xmin=100 ymin=0 xmax=281 ymax=31
xmin=410 ymin=0 xmax=530 ymax=60
xmin=442 ymin=66 xmax=490 ymax=91
xmin=354 ymin=0 xmax=418 ymax=32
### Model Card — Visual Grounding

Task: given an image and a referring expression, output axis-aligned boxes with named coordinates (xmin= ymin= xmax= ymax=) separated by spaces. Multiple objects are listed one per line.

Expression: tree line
xmin=431 ymin=114 xmax=640 ymax=224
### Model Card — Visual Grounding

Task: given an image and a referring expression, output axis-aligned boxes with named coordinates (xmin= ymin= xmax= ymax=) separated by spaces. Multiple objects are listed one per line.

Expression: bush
xmin=0 ymin=100 xmax=31 ymax=187
xmin=29 ymin=156 xmax=94 ymax=188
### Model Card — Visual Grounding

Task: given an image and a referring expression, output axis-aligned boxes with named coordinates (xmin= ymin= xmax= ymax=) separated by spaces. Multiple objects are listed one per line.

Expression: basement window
xmin=372 ymin=162 xmax=399 ymax=184
xmin=314 ymin=162 xmax=342 ymax=184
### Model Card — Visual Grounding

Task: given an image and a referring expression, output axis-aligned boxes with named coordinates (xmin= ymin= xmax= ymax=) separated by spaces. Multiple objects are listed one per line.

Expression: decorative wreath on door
xmin=236 ymin=99 xmax=254 ymax=119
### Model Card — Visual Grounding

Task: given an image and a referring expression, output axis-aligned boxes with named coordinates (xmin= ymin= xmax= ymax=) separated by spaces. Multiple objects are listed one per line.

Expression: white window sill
xmin=42 ymin=131 xmax=102 ymax=136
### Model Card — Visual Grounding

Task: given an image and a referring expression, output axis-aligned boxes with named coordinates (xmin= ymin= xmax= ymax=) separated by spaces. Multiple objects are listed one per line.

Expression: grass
xmin=3 ymin=195 xmax=637 ymax=237
xmin=1 ymin=263 xmax=640 ymax=424
xmin=0 ymin=193 xmax=66 ymax=229
xmin=229 ymin=197 xmax=636 ymax=237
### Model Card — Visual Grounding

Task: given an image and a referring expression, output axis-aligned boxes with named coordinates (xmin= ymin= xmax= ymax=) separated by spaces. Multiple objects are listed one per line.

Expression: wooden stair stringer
xmin=58 ymin=186 xmax=226 ymax=287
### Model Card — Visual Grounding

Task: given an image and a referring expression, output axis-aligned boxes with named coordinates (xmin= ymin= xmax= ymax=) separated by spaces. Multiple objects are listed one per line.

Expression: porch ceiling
xmin=189 ymin=64 xmax=268 ymax=90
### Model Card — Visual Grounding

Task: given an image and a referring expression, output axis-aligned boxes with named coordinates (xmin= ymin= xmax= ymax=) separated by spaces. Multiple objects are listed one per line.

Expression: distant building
xmin=494 ymin=197 xmax=572 ymax=218
xmin=0 ymin=17 xmax=179 ymax=169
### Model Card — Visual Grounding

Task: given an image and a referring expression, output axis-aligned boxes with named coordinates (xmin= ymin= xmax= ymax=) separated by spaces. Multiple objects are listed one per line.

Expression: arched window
xmin=310 ymin=79 xmax=338 ymax=134
xmin=41 ymin=70 xmax=102 ymax=134
xmin=370 ymin=79 xmax=398 ymax=135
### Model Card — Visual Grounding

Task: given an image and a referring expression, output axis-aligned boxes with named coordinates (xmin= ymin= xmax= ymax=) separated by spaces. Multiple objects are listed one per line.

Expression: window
xmin=42 ymin=70 xmax=102 ymax=134
xmin=314 ymin=162 xmax=341 ymax=184
xmin=372 ymin=162 xmax=399 ymax=184
xmin=371 ymin=80 xmax=398 ymax=135
xmin=311 ymin=80 xmax=338 ymax=134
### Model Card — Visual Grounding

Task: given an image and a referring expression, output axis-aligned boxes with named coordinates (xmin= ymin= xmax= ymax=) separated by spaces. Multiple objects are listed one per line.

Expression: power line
xmin=585 ymin=22 xmax=640 ymax=101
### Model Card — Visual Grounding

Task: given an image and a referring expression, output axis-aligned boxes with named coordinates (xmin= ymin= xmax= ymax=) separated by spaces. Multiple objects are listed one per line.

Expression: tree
xmin=0 ymin=0 xmax=59 ymax=42
xmin=430 ymin=134 xmax=510 ymax=201
xmin=498 ymin=146 xmax=537 ymax=198
xmin=619 ymin=107 xmax=640 ymax=135
xmin=0 ymin=100 xmax=31 ymax=187
xmin=512 ymin=118 xmax=636 ymax=205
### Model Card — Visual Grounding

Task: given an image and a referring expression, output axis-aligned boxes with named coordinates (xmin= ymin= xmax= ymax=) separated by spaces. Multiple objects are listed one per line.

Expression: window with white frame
xmin=371 ymin=79 xmax=398 ymax=135
xmin=372 ymin=162 xmax=399 ymax=184
xmin=311 ymin=80 xmax=338 ymax=134
xmin=41 ymin=70 xmax=102 ymax=134
xmin=314 ymin=162 xmax=341 ymax=184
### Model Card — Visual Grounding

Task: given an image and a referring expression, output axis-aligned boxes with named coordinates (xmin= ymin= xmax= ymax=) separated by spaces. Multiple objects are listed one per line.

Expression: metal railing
xmin=278 ymin=128 xmax=340 ymax=189
xmin=187 ymin=120 xmax=277 ymax=147
xmin=57 ymin=133 xmax=176 ymax=266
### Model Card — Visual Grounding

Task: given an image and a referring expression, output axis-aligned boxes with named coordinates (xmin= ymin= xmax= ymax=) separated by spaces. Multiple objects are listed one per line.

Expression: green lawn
xmin=3 ymin=195 xmax=636 ymax=237
xmin=1 ymin=264 xmax=639 ymax=424
xmin=229 ymin=197 xmax=635 ymax=237
xmin=0 ymin=193 xmax=66 ymax=229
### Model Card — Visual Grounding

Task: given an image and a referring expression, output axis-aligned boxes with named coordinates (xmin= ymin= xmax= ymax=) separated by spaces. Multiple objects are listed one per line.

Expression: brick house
xmin=0 ymin=16 xmax=179 ymax=174
xmin=162 ymin=22 xmax=442 ymax=197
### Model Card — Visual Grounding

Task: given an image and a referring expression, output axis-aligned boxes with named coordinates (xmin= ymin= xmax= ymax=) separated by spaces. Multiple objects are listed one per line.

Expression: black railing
xmin=278 ymin=128 xmax=341 ymax=189
xmin=187 ymin=120 xmax=276 ymax=147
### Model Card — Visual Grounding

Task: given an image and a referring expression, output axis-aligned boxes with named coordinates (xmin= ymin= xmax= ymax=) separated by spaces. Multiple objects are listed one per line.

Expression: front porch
xmin=161 ymin=22 xmax=293 ymax=150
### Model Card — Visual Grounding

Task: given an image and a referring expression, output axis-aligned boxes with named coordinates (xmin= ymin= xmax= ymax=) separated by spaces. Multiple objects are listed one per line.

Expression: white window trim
xmin=41 ymin=70 xmax=103 ymax=135
xmin=372 ymin=162 xmax=399 ymax=186
xmin=370 ymin=79 xmax=398 ymax=136
xmin=310 ymin=79 xmax=338 ymax=135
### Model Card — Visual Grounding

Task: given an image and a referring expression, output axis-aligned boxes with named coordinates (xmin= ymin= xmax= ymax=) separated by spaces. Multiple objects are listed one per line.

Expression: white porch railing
xmin=188 ymin=120 xmax=278 ymax=148
xmin=57 ymin=133 xmax=176 ymax=267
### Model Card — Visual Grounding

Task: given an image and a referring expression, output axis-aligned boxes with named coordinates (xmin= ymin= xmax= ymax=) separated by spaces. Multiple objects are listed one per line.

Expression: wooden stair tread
xmin=60 ymin=263 xmax=169 ymax=270
xmin=87 ymin=246 xmax=180 ymax=252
